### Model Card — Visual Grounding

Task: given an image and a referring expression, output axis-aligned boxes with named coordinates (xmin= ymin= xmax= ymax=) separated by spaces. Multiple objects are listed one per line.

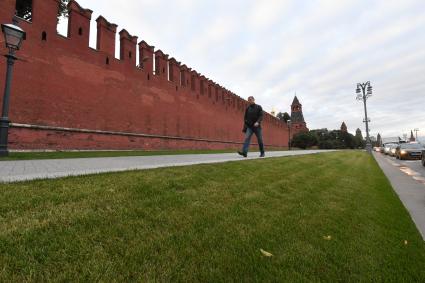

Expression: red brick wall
xmin=0 ymin=0 xmax=289 ymax=150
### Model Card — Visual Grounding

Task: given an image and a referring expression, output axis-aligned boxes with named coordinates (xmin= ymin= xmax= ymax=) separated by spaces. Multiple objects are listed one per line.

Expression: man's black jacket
xmin=244 ymin=104 xmax=263 ymax=129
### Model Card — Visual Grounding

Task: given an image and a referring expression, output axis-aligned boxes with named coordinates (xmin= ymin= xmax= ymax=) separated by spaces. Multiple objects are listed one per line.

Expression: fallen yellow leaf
xmin=260 ymin=249 xmax=273 ymax=257
xmin=323 ymin=235 xmax=332 ymax=240
xmin=404 ymin=240 xmax=408 ymax=245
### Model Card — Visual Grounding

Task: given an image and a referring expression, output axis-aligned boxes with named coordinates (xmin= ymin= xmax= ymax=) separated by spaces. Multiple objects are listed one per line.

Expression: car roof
xmin=400 ymin=143 xmax=424 ymax=149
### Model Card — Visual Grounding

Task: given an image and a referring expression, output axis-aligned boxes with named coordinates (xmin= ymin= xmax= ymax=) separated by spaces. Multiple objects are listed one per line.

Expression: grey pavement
xmin=0 ymin=150 xmax=333 ymax=183
xmin=373 ymin=152 xmax=425 ymax=240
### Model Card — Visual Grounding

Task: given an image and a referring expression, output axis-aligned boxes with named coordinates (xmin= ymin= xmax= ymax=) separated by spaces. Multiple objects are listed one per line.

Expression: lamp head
xmin=1 ymin=23 xmax=26 ymax=50
xmin=367 ymin=85 xmax=372 ymax=95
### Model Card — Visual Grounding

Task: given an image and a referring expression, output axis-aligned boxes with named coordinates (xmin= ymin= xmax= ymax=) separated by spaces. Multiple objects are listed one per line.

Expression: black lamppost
xmin=356 ymin=81 xmax=372 ymax=154
xmin=287 ymin=119 xmax=291 ymax=150
xmin=0 ymin=22 xmax=26 ymax=157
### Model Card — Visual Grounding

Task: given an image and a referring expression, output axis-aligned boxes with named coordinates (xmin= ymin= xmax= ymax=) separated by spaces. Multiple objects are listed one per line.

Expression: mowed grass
xmin=0 ymin=151 xmax=424 ymax=282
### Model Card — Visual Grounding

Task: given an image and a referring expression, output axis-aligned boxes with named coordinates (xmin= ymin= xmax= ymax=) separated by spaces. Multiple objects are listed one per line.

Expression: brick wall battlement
xmin=0 ymin=0 xmax=291 ymax=150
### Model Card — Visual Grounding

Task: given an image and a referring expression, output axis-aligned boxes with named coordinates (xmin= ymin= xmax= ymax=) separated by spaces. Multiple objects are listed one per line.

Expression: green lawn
xmin=0 ymin=151 xmax=424 ymax=282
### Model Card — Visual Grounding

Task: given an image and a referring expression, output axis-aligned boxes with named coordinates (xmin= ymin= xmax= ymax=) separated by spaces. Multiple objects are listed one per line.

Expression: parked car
xmin=422 ymin=150 xmax=425 ymax=166
xmin=395 ymin=143 xmax=424 ymax=160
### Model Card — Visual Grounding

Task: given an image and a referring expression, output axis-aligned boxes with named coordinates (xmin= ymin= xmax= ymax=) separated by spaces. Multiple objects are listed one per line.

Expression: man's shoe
xmin=238 ymin=151 xmax=247 ymax=157
xmin=260 ymin=153 xmax=265 ymax=157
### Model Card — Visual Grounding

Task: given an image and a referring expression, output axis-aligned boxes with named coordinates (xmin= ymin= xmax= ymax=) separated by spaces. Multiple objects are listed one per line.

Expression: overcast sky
xmin=59 ymin=0 xmax=425 ymax=140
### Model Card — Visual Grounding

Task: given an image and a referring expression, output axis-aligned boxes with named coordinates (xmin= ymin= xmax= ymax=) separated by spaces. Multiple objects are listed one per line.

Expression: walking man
xmin=238 ymin=96 xmax=265 ymax=157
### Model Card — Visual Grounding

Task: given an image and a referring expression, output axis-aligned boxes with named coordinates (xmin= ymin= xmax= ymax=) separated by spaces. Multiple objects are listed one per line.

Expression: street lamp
xmin=356 ymin=81 xmax=373 ymax=154
xmin=287 ymin=119 xmax=291 ymax=150
xmin=0 ymin=22 xmax=26 ymax=157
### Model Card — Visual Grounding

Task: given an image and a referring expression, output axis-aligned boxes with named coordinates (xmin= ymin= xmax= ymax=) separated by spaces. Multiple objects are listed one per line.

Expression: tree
xmin=15 ymin=0 xmax=69 ymax=21
xmin=340 ymin=131 xmax=356 ymax=149
xmin=291 ymin=132 xmax=318 ymax=149
xmin=354 ymin=128 xmax=365 ymax=148
xmin=276 ymin=112 xmax=291 ymax=123
xmin=16 ymin=0 xmax=32 ymax=21
xmin=309 ymin=128 xmax=357 ymax=149
xmin=58 ymin=0 xmax=70 ymax=18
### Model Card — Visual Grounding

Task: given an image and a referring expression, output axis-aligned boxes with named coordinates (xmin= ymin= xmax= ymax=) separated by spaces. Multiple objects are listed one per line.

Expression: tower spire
xmin=290 ymin=95 xmax=304 ymax=123
xmin=410 ymin=130 xmax=415 ymax=142
xmin=340 ymin=122 xmax=347 ymax=133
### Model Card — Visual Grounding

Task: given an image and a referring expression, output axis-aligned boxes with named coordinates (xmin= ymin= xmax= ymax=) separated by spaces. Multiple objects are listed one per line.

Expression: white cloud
xmin=247 ymin=0 xmax=294 ymax=31
xmin=60 ymin=0 xmax=425 ymax=139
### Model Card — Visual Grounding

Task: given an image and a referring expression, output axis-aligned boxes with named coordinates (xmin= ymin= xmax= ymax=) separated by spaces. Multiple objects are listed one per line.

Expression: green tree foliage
xmin=298 ymin=129 xmax=357 ymax=149
xmin=340 ymin=131 xmax=356 ymax=149
xmin=354 ymin=128 xmax=365 ymax=148
xmin=276 ymin=112 xmax=291 ymax=123
xmin=15 ymin=0 xmax=69 ymax=21
xmin=15 ymin=0 xmax=32 ymax=21
xmin=58 ymin=0 xmax=70 ymax=18
xmin=291 ymin=131 xmax=318 ymax=149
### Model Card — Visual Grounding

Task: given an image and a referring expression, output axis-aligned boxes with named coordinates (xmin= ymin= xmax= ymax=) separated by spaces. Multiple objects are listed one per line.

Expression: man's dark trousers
xmin=242 ymin=126 xmax=264 ymax=154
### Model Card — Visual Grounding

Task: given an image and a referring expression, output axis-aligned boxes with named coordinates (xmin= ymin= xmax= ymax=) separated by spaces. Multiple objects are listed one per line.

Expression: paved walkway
xmin=373 ymin=152 xmax=425 ymax=240
xmin=0 ymin=150 xmax=331 ymax=183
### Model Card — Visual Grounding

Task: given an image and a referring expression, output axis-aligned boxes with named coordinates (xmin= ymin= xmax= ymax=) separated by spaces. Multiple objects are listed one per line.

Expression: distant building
xmin=377 ymin=133 xmax=382 ymax=146
xmin=356 ymin=128 xmax=363 ymax=139
xmin=290 ymin=96 xmax=308 ymax=135
xmin=382 ymin=137 xmax=400 ymax=144
xmin=340 ymin=122 xmax=347 ymax=133
xmin=410 ymin=130 xmax=416 ymax=142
